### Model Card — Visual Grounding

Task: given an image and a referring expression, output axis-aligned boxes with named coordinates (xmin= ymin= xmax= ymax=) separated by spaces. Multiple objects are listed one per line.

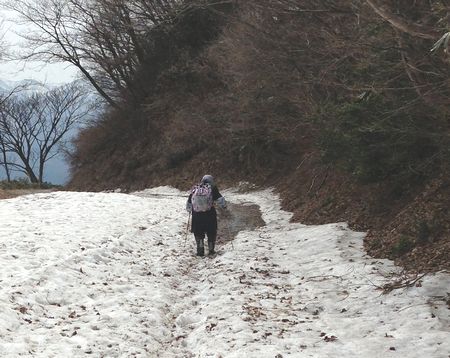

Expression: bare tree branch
xmin=2 ymin=0 xmax=183 ymax=106
xmin=366 ymin=0 xmax=438 ymax=40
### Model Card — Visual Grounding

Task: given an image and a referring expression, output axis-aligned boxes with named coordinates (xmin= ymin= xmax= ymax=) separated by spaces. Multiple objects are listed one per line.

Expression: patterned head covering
xmin=201 ymin=174 xmax=214 ymax=185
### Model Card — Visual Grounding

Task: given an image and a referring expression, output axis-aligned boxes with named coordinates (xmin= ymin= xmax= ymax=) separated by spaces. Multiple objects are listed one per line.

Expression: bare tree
xmin=0 ymin=83 xmax=32 ymax=182
xmin=0 ymin=82 xmax=94 ymax=184
xmin=2 ymin=0 xmax=119 ymax=107
xmin=76 ymin=0 xmax=180 ymax=102
xmin=1 ymin=0 xmax=181 ymax=105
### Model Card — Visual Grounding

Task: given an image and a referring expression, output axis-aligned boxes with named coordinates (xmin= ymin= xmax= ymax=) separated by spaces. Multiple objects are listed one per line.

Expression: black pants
xmin=194 ymin=231 xmax=216 ymax=256
xmin=191 ymin=209 xmax=217 ymax=256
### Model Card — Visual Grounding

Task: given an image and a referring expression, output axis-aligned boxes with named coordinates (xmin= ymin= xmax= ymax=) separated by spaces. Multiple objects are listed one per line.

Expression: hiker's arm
xmin=216 ymin=196 xmax=227 ymax=209
xmin=213 ymin=187 xmax=227 ymax=209
xmin=212 ymin=187 xmax=221 ymax=201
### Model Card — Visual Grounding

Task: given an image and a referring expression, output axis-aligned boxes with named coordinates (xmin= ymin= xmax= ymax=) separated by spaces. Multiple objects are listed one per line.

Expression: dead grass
xmin=0 ymin=189 xmax=56 ymax=200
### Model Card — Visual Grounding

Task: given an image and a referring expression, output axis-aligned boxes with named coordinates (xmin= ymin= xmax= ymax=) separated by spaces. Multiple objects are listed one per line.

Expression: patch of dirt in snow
xmin=217 ymin=202 xmax=265 ymax=245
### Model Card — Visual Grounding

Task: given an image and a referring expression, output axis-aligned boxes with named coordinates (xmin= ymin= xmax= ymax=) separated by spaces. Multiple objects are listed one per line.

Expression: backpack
xmin=191 ymin=183 xmax=213 ymax=212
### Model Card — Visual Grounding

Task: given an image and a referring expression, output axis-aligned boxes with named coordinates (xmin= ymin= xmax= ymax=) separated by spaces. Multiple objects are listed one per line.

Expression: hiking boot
xmin=207 ymin=238 xmax=215 ymax=255
xmin=195 ymin=236 xmax=205 ymax=256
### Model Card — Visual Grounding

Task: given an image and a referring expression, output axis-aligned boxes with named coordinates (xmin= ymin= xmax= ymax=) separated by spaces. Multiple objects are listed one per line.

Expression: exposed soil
xmin=0 ymin=189 xmax=56 ymax=200
xmin=217 ymin=202 xmax=265 ymax=246
xmin=275 ymin=155 xmax=450 ymax=273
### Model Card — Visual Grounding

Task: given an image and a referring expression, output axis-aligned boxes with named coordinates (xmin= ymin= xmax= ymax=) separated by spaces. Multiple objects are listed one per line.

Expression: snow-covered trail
xmin=0 ymin=188 xmax=448 ymax=358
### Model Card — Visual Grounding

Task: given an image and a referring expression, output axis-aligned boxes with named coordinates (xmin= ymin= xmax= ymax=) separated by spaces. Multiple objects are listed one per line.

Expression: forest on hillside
xmin=6 ymin=0 xmax=449 ymax=271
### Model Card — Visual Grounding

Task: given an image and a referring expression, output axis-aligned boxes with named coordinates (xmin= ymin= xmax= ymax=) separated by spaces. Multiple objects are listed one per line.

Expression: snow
xmin=0 ymin=187 xmax=448 ymax=357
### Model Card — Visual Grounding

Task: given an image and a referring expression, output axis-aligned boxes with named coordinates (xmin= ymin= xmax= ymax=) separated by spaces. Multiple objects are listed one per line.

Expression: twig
xmin=380 ymin=272 xmax=428 ymax=294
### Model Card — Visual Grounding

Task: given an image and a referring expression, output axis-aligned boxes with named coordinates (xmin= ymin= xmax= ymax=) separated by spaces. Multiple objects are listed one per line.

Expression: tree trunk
xmin=38 ymin=158 xmax=45 ymax=185
xmin=4 ymin=163 xmax=11 ymax=182
xmin=27 ymin=168 xmax=39 ymax=184
xmin=1 ymin=154 xmax=11 ymax=183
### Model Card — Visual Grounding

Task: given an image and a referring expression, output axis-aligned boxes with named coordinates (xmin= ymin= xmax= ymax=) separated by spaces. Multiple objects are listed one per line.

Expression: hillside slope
xmin=68 ymin=0 xmax=450 ymax=272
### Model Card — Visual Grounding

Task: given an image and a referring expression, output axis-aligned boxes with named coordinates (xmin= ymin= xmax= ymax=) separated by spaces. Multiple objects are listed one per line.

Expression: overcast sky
xmin=0 ymin=9 xmax=78 ymax=84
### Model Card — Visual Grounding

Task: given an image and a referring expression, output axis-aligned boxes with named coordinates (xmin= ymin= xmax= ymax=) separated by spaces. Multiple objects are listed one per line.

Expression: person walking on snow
xmin=186 ymin=175 xmax=227 ymax=256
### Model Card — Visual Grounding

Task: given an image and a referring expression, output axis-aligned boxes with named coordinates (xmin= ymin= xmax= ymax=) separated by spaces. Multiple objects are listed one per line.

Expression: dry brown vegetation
xmin=67 ymin=0 xmax=450 ymax=272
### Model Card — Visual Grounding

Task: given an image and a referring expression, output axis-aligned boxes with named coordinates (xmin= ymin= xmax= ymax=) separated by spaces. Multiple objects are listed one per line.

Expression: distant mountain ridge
xmin=0 ymin=78 xmax=51 ymax=93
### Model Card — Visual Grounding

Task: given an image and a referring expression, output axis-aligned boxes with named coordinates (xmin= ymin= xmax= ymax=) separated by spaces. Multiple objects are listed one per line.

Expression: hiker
xmin=186 ymin=175 xmax=227 ymax=256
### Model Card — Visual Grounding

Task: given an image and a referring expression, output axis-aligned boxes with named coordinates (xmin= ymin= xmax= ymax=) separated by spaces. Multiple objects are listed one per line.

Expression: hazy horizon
xmin=0 ymin=9 xmax=78 ymax=84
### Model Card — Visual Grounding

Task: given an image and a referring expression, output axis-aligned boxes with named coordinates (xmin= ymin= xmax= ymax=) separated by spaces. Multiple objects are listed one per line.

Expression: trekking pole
xmin=226 ymin=208 xmax=234 ymax=250
xmin=184 ymin=211 xmax=191 ymax=247
xmin=230 ymin=228 xmax=235 ymax=250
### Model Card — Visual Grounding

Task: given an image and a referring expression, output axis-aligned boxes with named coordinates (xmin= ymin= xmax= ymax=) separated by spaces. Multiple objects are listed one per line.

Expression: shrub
xmin=417 ymin=221 xmax=431 ymax=244
xmin=0 ymin=179 xmax=60 ymax=190
xmin=391 ymin=236 xmax=415 ymax=257
xmin=317 ymin=95 xmax=441 ymax=184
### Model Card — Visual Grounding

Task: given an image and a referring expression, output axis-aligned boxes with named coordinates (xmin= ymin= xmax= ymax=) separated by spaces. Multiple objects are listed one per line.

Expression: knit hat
xmin=201 ymin=174 xmax=214 ymax=185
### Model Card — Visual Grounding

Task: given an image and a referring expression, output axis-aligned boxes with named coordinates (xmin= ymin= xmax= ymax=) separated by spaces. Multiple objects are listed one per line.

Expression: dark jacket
xmin=188 ymin=185 xmax=223 ymax=234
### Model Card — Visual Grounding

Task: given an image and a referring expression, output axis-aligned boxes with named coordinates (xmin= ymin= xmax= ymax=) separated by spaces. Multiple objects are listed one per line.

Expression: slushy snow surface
xmin=0 ymin=188 xmax=448 ymax=357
